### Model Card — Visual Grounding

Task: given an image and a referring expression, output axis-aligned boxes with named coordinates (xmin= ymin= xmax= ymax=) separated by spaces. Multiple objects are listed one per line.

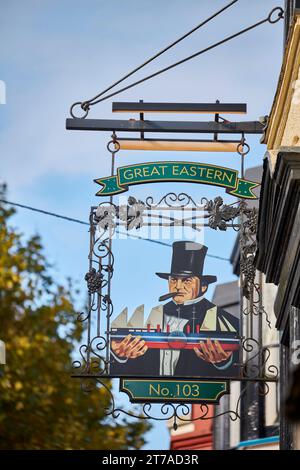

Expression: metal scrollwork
xmin=92 ymin=193 xmax=244 ymax=233
xmin=241 ymin=338 xmax=278 ymax=381
xmin=72 ymin=210 xmax=114 ymax=377
xmin=145 ymin=192 xmax=200 ymax=209
xmin=80 ymin=381 xmax=244 ymax=430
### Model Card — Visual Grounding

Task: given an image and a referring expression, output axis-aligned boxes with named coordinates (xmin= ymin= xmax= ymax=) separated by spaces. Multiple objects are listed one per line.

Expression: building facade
xmin=168 ymin=407 xmax=214 ymax=450
xmin=168 ymin=2 xmax=300 ymax=450
xmin=213 ymin=167 xmax=279 ymax=450
xmin=255 ymin=0 xmax=300 ymax=450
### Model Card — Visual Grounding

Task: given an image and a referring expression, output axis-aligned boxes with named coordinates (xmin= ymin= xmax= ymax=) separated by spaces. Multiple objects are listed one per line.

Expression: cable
xmin=0 ymin=199 xmax=89 ymax=226
xmin=76 ymin=0 xmax=238 ymax=113
xmin=0 ymin=198 xmax=230 ymax=261
xmin=70 ymin=6 xmax=283 ymax=116
xmin=71 ymin=0 xmax=238 ymax=117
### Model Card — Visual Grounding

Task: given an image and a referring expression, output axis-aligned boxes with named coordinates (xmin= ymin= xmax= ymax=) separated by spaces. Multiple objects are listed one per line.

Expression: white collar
xmin=172 ymin=295 xmax=204 ymax=306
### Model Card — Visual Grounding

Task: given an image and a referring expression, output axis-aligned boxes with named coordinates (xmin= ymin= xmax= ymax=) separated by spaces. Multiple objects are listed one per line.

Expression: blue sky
xmin=0 ymin=0 xmax=284 ymax=450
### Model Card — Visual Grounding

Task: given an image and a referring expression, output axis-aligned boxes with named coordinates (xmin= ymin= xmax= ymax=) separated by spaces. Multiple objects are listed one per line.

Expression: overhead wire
xmin=71 ymin=4 xmax=284 ymax=116
xmin=71 ymin=0 xmax=239 ymax=116
xmin=77 ymin=0 xmax=238 ymax=111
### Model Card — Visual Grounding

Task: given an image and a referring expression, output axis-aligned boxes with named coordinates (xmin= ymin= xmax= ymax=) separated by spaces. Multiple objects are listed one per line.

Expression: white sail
xmin=111 ymin=307 xmax=128 ymax=328
xmin=127 ymin=304 xmax=144 ymax=328
xmin=145 ymin=305 xmax=163 ymax=328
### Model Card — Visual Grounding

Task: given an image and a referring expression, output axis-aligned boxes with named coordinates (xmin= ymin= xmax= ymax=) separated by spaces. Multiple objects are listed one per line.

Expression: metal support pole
xmin=66 ymin=118 xmax=264 ymax=135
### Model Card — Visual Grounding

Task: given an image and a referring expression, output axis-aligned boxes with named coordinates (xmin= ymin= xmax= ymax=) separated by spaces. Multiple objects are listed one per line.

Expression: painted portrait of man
xmin=110 ymin=241 xmax=240 ymax=378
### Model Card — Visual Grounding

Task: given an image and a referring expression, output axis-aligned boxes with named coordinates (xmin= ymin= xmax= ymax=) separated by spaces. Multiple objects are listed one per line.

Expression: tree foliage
xmin=0 ymin=185 xmax=150 ymax=449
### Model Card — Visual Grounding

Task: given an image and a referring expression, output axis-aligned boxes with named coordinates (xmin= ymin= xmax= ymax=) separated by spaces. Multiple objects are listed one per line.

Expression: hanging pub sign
xmin=67 ymin=90 xmax=279 ymax=420
xmin=94 ymin=161 xmax=259 ymax=199
xmin=110 ymin=241 xmax=241 ymax=380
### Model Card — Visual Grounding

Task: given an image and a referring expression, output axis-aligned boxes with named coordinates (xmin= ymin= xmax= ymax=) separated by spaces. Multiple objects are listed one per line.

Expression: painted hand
xmin=111 ymin=334 xmax=148 ymax=359
xmin=193 ymin=338 xmax=232 ymax=364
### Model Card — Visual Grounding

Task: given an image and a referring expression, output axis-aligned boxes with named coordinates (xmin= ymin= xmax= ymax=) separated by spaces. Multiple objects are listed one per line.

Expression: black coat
xmin=110 ymin=298 xmax=240 ymax=378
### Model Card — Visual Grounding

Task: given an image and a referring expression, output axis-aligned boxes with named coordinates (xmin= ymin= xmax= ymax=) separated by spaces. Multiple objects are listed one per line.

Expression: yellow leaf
xmin=18 ymin=337 xmax=30 ymax=349
xmin=14 ymin=381 xmax=23 ymax=391
xmin=1 ymin=378 xmax=11 ymax=389
xmin=46 ymin=385 xmax=55 ymax=395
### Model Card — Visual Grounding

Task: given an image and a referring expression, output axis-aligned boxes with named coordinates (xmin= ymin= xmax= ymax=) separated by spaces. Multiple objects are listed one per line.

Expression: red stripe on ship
xmin=143 ymin=341 xmax=240 ymax=351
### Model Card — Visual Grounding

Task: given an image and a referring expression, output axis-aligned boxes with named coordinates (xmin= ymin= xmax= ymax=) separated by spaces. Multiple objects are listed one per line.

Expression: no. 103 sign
xmin=120 ymin=379 xmax=229 ymax=404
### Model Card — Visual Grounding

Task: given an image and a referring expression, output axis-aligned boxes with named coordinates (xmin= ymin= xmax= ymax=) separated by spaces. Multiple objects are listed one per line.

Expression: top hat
xmin=156 ymin=241 xmax=217 ymax=285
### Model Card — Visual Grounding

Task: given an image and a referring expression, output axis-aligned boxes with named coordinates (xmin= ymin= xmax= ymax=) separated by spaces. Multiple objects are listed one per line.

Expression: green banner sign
xmin=95 ymin=161 xmax=259 ymax=199
xmin=120 ymin=379 xmax=229 ymax=404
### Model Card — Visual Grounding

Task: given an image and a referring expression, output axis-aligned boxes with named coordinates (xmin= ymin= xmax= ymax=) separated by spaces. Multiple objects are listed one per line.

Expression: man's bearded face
xmin=168 ymin=276 xmax=202 ymax=304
